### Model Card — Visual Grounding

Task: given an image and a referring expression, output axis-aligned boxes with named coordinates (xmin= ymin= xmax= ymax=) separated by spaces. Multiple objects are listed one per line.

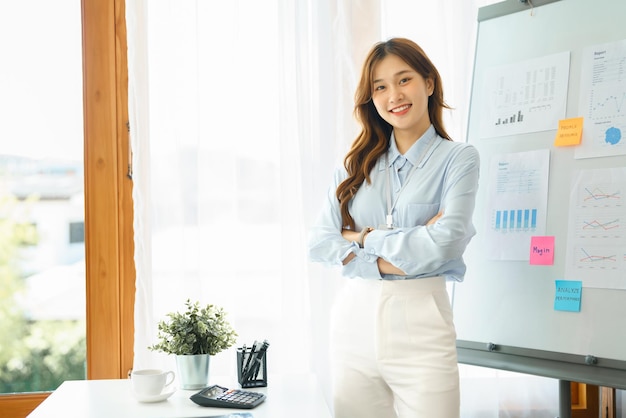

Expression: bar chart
xmin=478 ymin=51 xmax=569 ymax=138
xmin=492 ymin=208 xmax=538 ymax=232
xmin=494 ymin=110 xmax=525 ymax=126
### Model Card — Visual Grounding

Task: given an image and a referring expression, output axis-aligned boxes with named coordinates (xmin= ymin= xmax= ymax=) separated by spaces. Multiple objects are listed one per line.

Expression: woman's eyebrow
xmin=373 ymin=69 xmax=413 ymax=84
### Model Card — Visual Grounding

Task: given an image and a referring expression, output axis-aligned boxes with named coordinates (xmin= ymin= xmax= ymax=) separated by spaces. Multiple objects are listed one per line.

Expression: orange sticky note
xmin=530 ymin=236 xmax=555 ymax=265
xmin=554 ymin=117 xmax=583 ymax=146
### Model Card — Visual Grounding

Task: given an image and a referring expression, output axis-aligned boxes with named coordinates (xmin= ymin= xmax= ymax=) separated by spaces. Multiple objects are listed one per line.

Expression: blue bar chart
xmin=493 ymin=208 xmax=538 ymax=231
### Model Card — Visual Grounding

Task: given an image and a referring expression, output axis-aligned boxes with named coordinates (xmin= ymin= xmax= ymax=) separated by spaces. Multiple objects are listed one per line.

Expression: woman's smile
xmin=390 ymin=104 xmax=411 ymax=114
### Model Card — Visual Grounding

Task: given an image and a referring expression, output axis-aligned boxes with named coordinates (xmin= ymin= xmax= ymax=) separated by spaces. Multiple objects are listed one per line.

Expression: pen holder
xmin=237 ymin=346 xmax=268 ymax=388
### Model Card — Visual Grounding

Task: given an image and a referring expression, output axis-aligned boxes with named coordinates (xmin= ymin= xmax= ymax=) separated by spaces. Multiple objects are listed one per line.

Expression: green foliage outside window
xmin=0 ymin=195 xmax=86 ymax=394
xmin=0 ymin=321 xmax=86 ymax=393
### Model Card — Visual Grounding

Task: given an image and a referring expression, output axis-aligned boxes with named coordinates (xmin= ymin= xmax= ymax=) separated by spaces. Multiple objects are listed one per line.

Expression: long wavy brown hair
xmin=336 ymin=38 xmax=452 ymax=229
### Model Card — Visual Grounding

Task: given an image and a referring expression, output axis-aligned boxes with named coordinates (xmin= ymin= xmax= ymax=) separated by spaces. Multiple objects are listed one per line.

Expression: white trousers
xmin=330 ymin=277 xmax=460 ymax=418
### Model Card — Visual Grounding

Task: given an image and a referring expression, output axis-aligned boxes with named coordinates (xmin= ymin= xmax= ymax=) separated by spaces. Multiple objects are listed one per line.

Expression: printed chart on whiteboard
xmin=565 ymin=167 xmax=626 ymax=289
xmin=484 ymin=149 xmax=550 ymax=261
xmin=576 ymin=39 xmax=626 ymax=159
xmin=478 ymin=51 xmax=570 ymax=139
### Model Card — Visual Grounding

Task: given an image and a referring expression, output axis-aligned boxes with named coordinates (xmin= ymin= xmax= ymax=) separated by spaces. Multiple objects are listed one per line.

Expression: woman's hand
xmin=341 ymin=228 xmax=368 ymax=265
xmin=341 ymin=228 xmax=360 ymax=243
xmin=426 ymin=210 xmax=443 ymax=226
xmin=340 ymin=216 xmax=440 ymax=273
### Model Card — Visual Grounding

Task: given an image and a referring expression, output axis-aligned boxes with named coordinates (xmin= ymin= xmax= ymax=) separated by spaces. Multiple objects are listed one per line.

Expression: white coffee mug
xmin=131 ymin=369 xmax=175 ymax=396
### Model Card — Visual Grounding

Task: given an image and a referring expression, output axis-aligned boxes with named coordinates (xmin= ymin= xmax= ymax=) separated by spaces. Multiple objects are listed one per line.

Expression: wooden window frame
xmin=0 ymin=0 xmax=133 ymax=416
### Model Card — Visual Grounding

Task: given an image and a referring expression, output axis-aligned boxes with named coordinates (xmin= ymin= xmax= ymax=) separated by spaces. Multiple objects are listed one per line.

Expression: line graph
xmin=589 ymin=88 xmax=626 ymax=120
xmin=578 ymin=183 xmax=623 ymax=207
xmin=566 ymin=168 xmax=626 ymax=287
xmin=582 ymin=219 xmax=619 ymax=230
xmin=577 ymin=41 xmax=626 ymax=158
xmin=583 ymin=187 xmax=621 ymax=201
xmin=574 ymin=246 xmax=620 ymax=270
xmin=576 ymin=214 xmax=623 ymax=238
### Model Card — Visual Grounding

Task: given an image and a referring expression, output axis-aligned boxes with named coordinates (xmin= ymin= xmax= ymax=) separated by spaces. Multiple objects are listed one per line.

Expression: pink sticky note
xmin=530 ymin=236 xmax=555 ymax=265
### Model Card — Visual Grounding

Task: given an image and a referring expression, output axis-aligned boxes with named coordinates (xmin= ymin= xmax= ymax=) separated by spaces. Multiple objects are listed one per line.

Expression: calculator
xmin=190 ymin=385 xmax=266 ymax=409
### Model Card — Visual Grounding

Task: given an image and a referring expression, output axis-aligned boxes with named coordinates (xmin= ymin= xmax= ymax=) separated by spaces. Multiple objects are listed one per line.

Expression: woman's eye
xmin=399 ymin=78 xmax=410 ymax=85
xmin=374 ymin=85 xmax=385 ymax=91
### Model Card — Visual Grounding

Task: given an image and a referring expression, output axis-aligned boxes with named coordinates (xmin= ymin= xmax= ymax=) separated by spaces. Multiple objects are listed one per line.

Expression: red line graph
xmin=582 ymin=218 xmax=620 ymax=230
xmin=583 ymin=187 xmax=621 ymax=202
xmin=579 ymin=247 xmax=617 ymax=263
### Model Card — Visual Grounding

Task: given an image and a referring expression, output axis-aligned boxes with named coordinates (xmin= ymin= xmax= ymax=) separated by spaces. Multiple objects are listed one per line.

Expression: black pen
xmin=249 ymin=340 xmax=270 ymax=381
xmin=242 ymin=340 xmax=258 ymax=378
xmin=239 ymin=344 xmax=247 ymax=376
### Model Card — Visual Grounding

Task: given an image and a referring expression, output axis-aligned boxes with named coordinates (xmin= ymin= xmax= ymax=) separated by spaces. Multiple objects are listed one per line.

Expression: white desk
xmin=27 ymin=374 xmax=331 ymax=418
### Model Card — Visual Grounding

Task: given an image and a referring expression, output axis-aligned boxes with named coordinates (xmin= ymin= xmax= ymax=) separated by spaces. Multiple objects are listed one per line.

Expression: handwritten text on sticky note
xmin=530 ymin=236 xmax=555 ymax=265
xmin=555 ymin=117 xmax=583 ymax=146
xmin=554 ymin=280 xmax=582 ymax=312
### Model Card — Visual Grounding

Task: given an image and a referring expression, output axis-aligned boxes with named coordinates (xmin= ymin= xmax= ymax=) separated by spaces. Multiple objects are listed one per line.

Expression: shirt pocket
xmin=403 ymin=203 xmax=440 ymax=226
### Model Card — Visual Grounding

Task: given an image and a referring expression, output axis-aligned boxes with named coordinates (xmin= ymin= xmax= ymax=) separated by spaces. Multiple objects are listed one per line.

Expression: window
xmin=0 ymin=0 xmax=86 ymax=395
xmin=0 ymin=0 xmax=134 ymax=415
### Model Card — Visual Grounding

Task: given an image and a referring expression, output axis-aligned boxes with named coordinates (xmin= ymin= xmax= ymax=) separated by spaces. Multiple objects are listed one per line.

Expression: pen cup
xmin=237 ymin=345 xmax=268 ymax=388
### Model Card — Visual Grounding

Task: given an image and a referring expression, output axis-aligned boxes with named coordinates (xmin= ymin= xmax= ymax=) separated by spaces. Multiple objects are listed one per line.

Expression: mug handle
xmin=164 ymin=371 xmax=175 ymax=388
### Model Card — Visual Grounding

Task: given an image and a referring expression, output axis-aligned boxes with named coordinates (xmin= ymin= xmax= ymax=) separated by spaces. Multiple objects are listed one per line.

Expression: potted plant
xmin=149 ymin=299 xmax=237 ymax=389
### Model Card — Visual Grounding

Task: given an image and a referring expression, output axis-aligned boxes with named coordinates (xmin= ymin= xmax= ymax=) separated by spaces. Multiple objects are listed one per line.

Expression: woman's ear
xmin=427 ymin=78 xmax=435 ymax=97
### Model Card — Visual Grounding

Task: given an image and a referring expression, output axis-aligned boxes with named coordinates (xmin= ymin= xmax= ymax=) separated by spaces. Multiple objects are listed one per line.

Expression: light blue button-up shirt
xmin=308 ymin=125 xmax=480 ymax=281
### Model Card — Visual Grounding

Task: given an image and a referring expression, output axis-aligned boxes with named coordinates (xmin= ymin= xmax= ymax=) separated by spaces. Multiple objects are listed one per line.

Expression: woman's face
xmin=371 ymin=54 xmax=433 ymax=142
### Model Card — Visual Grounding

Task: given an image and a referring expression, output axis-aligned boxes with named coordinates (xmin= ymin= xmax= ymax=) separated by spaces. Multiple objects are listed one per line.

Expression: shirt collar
xmin=380 ymin=125 xmax=438 ymax=171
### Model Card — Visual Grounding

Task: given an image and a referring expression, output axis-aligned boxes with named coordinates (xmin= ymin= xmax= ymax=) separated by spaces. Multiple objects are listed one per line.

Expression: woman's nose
xmin=389 ymin=86 xmax=403 ymax=103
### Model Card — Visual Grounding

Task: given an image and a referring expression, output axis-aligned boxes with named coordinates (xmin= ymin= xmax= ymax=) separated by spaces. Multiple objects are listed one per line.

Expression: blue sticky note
xmin=554 ymin=280 xmax=582 ymax=312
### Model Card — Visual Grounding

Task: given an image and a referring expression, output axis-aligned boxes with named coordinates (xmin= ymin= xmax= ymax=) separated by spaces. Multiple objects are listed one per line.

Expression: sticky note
xmin=530 ymin=236 xmax=555 ymax=265
xmin=554 ymin=280 xmax=582 ymax=312
xmin=554 ymin=117 xmax=583 ymax=146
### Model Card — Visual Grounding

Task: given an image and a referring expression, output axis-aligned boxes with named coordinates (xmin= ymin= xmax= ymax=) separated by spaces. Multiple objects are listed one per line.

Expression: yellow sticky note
xmin=555 ymin=117 xmax=583 ymax=146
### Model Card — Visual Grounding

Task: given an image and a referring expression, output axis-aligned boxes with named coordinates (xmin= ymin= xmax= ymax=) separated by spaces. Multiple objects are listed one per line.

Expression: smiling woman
xmin=371 ymin=54 xmax=434 ymax=150
xmin=308 ymin=38 xmax=480 ymax=418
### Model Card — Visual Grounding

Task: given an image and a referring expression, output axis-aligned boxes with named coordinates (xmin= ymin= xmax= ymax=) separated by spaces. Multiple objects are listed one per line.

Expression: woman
xmin=308 ymin=38 xmax=480 ymax=417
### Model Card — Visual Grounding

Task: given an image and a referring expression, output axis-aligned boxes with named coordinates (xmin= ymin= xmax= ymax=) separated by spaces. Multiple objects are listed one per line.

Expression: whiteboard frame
xmin=455 ymin=0 xmax=626 ymax=390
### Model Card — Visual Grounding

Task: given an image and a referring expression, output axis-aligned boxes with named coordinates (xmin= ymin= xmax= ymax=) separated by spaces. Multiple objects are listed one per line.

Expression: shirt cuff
xmin=342 ymin=246 xmax=381 ymax=279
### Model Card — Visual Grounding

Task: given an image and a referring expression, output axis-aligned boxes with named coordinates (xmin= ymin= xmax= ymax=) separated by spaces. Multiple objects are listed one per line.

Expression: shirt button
xmin=369 ymin=249 xmax=375 ymax=254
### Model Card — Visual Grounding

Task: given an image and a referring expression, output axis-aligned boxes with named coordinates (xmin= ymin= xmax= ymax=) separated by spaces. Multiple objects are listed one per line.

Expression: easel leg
xmin=559 ymin=380 xmax=572 ymax=418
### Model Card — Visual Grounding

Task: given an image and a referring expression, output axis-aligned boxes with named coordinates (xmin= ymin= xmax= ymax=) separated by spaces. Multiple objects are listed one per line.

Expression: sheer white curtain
xmin=126 ymin=0 xmax=559 ymax=415
xmin=128 ymin=0 xmax=313 ymax=377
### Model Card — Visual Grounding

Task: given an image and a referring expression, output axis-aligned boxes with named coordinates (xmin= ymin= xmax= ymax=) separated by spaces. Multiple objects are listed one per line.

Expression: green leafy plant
xmin=149 ymin=299 xmax=237 ymax=356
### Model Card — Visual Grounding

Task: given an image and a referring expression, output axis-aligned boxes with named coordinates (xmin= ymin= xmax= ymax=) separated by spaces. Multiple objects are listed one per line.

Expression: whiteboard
xmin=453 ymin=0 xmax=626 ymax=386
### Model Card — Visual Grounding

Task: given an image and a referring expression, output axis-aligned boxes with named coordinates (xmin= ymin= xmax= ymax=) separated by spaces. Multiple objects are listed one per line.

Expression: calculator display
xmin=203 ymin=386 xmax=226 ymax=398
